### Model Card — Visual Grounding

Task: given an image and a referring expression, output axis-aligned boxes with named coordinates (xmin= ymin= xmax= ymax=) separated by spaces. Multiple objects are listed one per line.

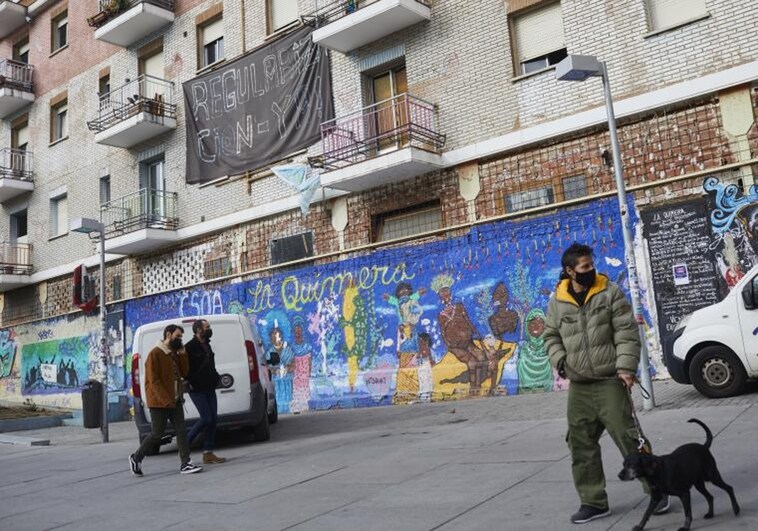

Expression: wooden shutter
xmin=513 ymin=2 xmax=565 ymax=62
xmin=647 ymin=0 xmax=707 ymax=31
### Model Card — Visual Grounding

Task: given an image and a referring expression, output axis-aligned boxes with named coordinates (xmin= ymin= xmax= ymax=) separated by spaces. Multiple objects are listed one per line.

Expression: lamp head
xmin=555 ymin=55 xmax=604 ymax=82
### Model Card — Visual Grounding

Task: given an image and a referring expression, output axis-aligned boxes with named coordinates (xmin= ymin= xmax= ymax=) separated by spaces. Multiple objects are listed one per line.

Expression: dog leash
xmin=628 ymin=380 xmax=652 ymax=454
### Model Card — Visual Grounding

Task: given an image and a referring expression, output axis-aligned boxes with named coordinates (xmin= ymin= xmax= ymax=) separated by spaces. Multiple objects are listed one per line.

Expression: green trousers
xmin=566 ymin=379 xmax=649 ymax=509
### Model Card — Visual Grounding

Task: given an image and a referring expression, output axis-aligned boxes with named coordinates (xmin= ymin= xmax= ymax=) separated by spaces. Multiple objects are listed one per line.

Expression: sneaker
xmin=571 ymin=505 xmax=611 ymax=524
xmin=179 ymin=462 xmax=203 ymax=475
xmin=653 ymin=495 xmax=671 ymax=515
xmin=129 ymin=454 xmax=143 ymax=477
xmin=160 ymin=435 xmax=173 ymax=446
xmin=203 ymin=452 xmax=227 ymax=464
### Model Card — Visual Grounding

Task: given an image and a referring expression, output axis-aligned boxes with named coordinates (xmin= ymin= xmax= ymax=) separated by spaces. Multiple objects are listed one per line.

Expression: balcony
xmin=317 ymin=94 xmax=446 ymax=192
xmin=87 ymin=75 xmax=177 ymax=148
xmin=310 ymin=0 xmax=431 ymax=53
xmin=0 ymin=1 xmax=27 ymax=40
xmin=0 ymin=243 xmax=32 ymax=292
xmin=0 ymin=59 xmax=34 ymax=119
xmin=101 ymin=188 xmax=179 ymax=254
xmin=0 ymin=148 xmax=33 ymax=203
xmin=88 ymin=0 xmax=175 ymax=48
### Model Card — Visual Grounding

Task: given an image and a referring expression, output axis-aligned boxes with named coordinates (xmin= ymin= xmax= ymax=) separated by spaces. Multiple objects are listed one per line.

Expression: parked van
xmin=664 ymin=265 xmax=758 ymax=398
xmin=131 ymin=314 xmax=279 ymax=452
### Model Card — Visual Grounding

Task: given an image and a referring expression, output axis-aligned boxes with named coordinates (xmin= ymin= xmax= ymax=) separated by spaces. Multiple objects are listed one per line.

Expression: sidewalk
xmin=0 ymin=381 xmax=755 ymax=531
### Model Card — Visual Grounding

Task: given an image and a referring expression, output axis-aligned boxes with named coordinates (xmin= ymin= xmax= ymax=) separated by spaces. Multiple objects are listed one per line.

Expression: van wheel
xmin=252 ymin=401 xmax=271 ymax=442
xmin=268 ymin=400 xmax=279 ymax=425
xmin=689 ymin=346 xmax=747 ymax=398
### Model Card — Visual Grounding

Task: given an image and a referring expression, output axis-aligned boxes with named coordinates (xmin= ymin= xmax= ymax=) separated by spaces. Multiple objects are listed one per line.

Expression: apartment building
xmin=0 ymin=0 xmax=756 ymax=416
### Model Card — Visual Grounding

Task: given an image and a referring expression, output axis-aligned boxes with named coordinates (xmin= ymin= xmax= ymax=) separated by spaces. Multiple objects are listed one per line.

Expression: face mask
xmin=170 ymin=338 xmax=183 ymax=350
xmin=574 ymin=269 xmax=597 ymax=288
xmin=204 ymin=329 xmax=213 ymax=340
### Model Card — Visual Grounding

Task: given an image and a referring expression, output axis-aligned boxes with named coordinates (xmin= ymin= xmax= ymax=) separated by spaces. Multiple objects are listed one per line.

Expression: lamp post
xmin=555 ymin=55 xmax=655 ymax=410
xmin=70 ymin=217 xmax=109 ymax=441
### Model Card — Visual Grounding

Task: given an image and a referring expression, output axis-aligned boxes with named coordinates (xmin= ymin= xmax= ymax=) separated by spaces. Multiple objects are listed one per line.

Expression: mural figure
xmin=384 ymin=282 xmax=426 ymax=352
xmin=489 ymin=283 xmax=519 ymax=338
xmin=516 ymin=309 xmax=553 ymax=393
xmin=0 ymin=329 xmax=17 ymax=379
xmin=417 ymin=332 xmax=435 ymax=401
xmin=265 ymin=317 xmax=294 ymax=414
xmin=290 ymin=315 xmax=312 ymax=413
xmin=433 ymin=274 xmax=510 ymax=394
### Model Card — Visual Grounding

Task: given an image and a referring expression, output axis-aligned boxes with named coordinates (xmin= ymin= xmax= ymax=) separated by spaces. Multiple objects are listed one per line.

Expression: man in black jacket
xmin=186 ymin=319 xmax=226 ymax=464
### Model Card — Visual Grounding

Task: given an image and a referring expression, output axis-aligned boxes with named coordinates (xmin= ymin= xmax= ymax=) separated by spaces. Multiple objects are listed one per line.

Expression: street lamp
xmin=70 ymin=217 xmax=109 ymax=442
xmin=555 ymin=55 xmax=655 ymax=410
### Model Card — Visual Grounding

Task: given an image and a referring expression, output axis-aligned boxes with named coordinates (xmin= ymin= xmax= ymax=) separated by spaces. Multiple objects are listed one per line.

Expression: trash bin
xmin=81 ymin=379 xmax=102 ymax=429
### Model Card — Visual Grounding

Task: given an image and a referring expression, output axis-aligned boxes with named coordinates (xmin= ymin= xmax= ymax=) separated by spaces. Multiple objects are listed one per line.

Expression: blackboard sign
xmin=641 ymin=199 xmax=720 ymax=340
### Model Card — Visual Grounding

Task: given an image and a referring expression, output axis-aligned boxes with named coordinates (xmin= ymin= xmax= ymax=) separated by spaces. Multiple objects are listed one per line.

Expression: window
xmin=373 ymin=202 xmax=442 ymax=242
xmin=50 ymin=99 xmax=68 ymax=143
xmin=50 ymin=194 xmax=68 ymax=237
xmin=511 ymin=2 xmax=567 ymax=75
xmin=645 ymin=0 xmax=707 ymax=32
xmin=11 ymin=120 xmax=29 ymax=151
xmin=199 ymin=17 xmax=224 ymax=69
xmin=10 ymin=209 xmax=28 ymax=245
xmin=505 ymin=186 xmax=554 ymax=212
xmin=52 ymin=12 xmax=68 ymax=52
xmin=271 ymin=232 xmax=314 ymax=266
xmin=562 ymin=175 xmax=587 ymax=201
xmin=100 ymin=175 xmax=111 ymax=206
xmin=268 ymin=0 xmax=299 ymax=33
xmin=13 ymin=38 xmax=30 ymax=64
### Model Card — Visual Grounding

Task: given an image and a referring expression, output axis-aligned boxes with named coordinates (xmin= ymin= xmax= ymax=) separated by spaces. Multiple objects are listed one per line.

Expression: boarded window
xmin=646 ymin=0 xmax=707 ymax=32
xmin=562 ymin=175 xmax=587 ymax=201
xmin=512 ymin=2 xmax=567 ymax=75
xmin=271 ymin=232 xmax=314 ymax=265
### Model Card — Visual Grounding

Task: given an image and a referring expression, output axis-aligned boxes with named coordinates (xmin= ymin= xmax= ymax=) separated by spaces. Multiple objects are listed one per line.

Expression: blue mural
xmin=21 ymin=337 xmax=89 ymax=395
xmin=0 ymin=329 xmax=17 ymax=380
xmin=125 ymin=197 xmax=637 ymax=412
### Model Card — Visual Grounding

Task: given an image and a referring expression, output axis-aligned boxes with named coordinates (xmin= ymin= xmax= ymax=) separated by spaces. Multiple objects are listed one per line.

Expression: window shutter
xmin=56 ymin=196 xmax=68 ymax=235
xmin=15 ymin=124 xmax=29 ymax=148
xmin=143 ymin=52 xmax=164 ymax=79
xmin=513 ymin=2 xmax=565 ymax=62
xmin=271 ymin=0 xmax=299 ymax=31
xmin=646 ymin=0 xmax=707 ymax=30
xmin=202 ymin=18 xmax=224 ymax=46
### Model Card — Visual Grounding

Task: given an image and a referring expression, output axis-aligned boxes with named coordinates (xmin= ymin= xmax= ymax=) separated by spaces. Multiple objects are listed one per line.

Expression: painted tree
xmin=504 ymin=261 xmax=543 ymax=341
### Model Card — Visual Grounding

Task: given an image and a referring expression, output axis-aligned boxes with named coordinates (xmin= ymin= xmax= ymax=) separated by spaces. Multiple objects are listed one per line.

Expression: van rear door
xmin=206 ymin=316 xmax=251 ymax=415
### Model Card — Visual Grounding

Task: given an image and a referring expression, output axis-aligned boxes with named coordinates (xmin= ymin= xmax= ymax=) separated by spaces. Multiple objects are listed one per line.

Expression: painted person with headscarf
xmin=517 ymin=308 xmax=553 ymax=393
xmin=290 ymin=315 xmax=312 ymax=413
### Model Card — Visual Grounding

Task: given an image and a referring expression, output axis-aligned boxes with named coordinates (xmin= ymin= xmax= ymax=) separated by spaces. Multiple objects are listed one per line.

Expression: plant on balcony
xmin=87 ymin=0 xmax=132 ymax=28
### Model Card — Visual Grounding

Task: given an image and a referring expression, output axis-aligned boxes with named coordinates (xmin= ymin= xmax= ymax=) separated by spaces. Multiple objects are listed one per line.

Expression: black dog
xmin=618 ymin=419 xmax=740 ymax=531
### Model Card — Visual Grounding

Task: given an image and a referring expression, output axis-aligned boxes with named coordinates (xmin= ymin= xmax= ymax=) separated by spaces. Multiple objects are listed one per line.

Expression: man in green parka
xmin=544 ymin=243 xmax=668 ymax=524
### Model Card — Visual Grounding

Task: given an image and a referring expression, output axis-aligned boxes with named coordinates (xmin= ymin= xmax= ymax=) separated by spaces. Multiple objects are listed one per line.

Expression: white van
xmin=664 ymin=265 xmax=758 ymax=398
xmin=130 ymin=314 xmax=280 ymax=452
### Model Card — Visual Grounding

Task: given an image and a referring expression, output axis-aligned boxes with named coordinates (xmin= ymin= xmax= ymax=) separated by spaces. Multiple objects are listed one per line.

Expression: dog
xmin=618 ymin=419 xmax=740 ymax=531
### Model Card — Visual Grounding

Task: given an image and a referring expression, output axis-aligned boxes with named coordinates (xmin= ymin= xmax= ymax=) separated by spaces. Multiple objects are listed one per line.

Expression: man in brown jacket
xmin=129 ymin=324 xmax=202 ymax=476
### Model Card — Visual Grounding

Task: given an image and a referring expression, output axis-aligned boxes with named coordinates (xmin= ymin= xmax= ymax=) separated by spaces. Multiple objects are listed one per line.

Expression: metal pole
xmin=99 ymin=227 xmax=109 ymax=442
xmin=600 ymin=62 xmax=655 ymax=410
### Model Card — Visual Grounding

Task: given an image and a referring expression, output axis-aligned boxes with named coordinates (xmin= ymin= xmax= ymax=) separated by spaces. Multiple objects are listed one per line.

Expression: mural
xmin=0 ymin=329 xmax=17 ymax=380
xmin=126 ymin=198 xmax=645 ymax=413
xmin=704 ymin=176 xmax=758 ymax=295
xmin=21 ymin=337 xmax=89 ymax=395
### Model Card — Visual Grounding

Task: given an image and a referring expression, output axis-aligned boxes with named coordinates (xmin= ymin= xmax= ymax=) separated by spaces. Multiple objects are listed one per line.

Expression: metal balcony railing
xmin=87 ymin=0 xmax=175 ymax=28
xmin=0 ymin=148 xmax=33 ymax=181
xmin=87 ymin=74 xmax=176 ymax=133
xmin=0 ymin=242 xmax=32 ymax=275
xmin=0 ymin=59 xmax=33 ymax=92
xmin=318 ymin=93 xmax=446 ymax=170
xmin=305 ymin=0 xmax=431 ymax=27
xmin=101 ymin=188 xmax=178 ymax=236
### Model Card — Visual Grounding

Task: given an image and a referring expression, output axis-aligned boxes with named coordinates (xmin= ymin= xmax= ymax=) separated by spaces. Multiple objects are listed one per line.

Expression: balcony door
xmin=139 ymin=47 xmax=165 ymax=106
xmin=10 ymin=209 xmax=28 ymax=246
xmin=147 ymin=159 xmax=166 ymax=224
xmin=371 ymin=66 xmax=408 ymax=152
xmin=10 ymin=121 xmax=28 ymax=177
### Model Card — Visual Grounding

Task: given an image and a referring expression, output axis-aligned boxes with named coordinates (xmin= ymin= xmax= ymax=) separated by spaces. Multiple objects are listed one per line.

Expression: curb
xmin=0 ymin=414 xmax=72 ymax=434
xmin=0 ymin=433 xmax=50 ymax=446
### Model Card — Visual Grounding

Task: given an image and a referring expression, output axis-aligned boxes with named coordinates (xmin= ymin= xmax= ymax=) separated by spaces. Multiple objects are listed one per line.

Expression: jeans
xmin=187 ymin=390 xmax=218 ymax=452
xmin=134 ymin=403 xmax=190 ymax=465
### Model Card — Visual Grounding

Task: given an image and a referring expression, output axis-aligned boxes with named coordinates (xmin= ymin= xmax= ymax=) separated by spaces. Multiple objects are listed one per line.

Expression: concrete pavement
xmin=0 ymin=381 xmax=756 ymax=531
